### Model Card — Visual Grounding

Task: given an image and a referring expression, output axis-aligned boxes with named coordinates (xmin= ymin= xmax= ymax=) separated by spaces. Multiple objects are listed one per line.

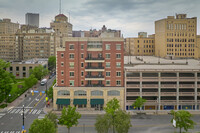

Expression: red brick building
xmin=53 ymin=37 xmax=125 ymax=110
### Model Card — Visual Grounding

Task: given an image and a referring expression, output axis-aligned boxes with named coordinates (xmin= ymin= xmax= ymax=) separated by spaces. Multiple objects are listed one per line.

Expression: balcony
xmin=142 ymin=92 xmax=158 ymax=96
xmin=160 ymin=77 xmax=177 ymax=81
xmin=160 ymin=92 xmax=177 ymax=96
xmin=142 ymin=84 xmax=158 ymax=88
xmin=126 ymin=77 xmax=140 ymax=81
xmin=179 ymin=100 xmax=195 ymax=103
xmin=142 ymin=77 xmax=158 ymax=81
xmin=161 ymin=84 xmax=177 ymax=88
xmin=85 ymin=75 xmax=105 ymax=80
xmin=126 ymin=92 xmax=140 ymax=96
xmin=161 ymin=100 xmax=177 ymax=103
xmin=179 ymin=77 xmax=195 ymax=81
xmin=179 ymin=92 xmax=195 ymax=96
xmin=85 ymin=66 xmax=104 ymax=72
xmin=179 ymin=84 xmax=194 ymax=88
xmin=126 ymin=84 xmax=140 ymax=88
xmin=85 ymin=57 xmax=104 ymax=63
xmin=86 ymin=84 xmax=105 ymax=87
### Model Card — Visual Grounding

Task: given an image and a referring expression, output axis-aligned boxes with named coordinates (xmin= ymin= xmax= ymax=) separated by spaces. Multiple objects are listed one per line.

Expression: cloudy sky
xmin=0 ymin=0 xmax=200 ymax=37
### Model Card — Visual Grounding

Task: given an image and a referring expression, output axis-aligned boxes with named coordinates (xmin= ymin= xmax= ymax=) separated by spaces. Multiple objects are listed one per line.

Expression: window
xmin=81 ymin=54 xmax=84 ymax=58
xmin=23 ymin=72 xmax=26 ymax=77
xmin=61 ymin=53 xmax=64 ymax=58
xmin=58 ymin=90 xmax=70 ymax=96
xmin=91 ymin=90 xmax=103 ymax=96
xmin=69 ymin=54 xmax=74 ymax=59
xmin=70 ymin=80 xmax=74 ymax=86
xmin=61 ymin=80 xmax=64 ymax=84
xmin=81 ymin=71 xmax=84 ymax=76
xmin=106 ymin=44 xmax=110 ymax=50
xmin=81 ymin=81 xmax=84 ymax=86
xmin=70 ymin=72 xmax=74 ymax=77
xmin=116 ymin=80 xmax=121 ymax=85
xmin=10 ymin=67 xmax=12 ymax=71
xmin=108 ymin=90 xmax=120 ymax=96
xmin=69 ymin=62 xmax=74 ymax=68
xmin=61 ymin=71 xmax=64 ymax=75
xmin=81 ymin=63 xmax=84 ymax=67
xmin=106 ymin=62 xmax=110 ymax=68
xmin=16 ymin=66 xmax=19 ymax=71
xmin=106 ymin=54 xmax=110 ymax=59
xmin=81 ymin=44 xmax=84 ymax=50
xmin=61 ymin=62 xmax=64 ymax=66
xmin=116 ymin=44 xmax=121 ymax=50
xmin=23 ymin=67 xmax=26 ymax=71
xmin=74 ymin=90 xmax=86 ymax=96
xmin=106 ymin=80 xmax=110 ymax=86
xmin=106 ymin=72 xmax=110 ymax=76
xmin=116 ymin=72 xmax=121 ymax=76
xmin=116 ymin=54 xmax=121 ymax=58
xmin=69 ymin=44 xmax=74 ymax=50
xmin=116 ymin=62 xmax=121 ymax=67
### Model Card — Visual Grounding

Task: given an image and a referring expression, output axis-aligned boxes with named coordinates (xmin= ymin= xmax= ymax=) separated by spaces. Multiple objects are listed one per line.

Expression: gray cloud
xmin=0 ymin=0 xmax=200 ymax=37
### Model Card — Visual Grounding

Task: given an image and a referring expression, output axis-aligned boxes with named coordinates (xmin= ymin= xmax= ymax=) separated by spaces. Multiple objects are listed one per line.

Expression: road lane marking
xmin=32 ymin=109 xmax=37 ymax=114
xmin=10 ymin=109 xmax=17 ymax=114
xmin=14 ymin=109 xmax=21 ymax=114
xmin=34 ymin=94 xmax=46 ymax=107
xmin=36 ymin=110 xmax=42 ymax=114
xmin=29 ymin=109 xmax=33 ymax=114
xmin=24 ymin=109 xmax=29 ymax=114
xmin=27 ymin=93 xmax=41 ymax=107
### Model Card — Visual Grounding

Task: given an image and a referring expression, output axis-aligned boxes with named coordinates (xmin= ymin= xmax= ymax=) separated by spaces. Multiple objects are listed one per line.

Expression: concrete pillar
xmin=195 ymin=72 xmax=198 ymax=110
xmin=87 ymin=89 xmax=90 ymax=109
xmin=140 ymin=72 xmax=142 ymax=97
xmin=177 ymin=72 xmax=179 ymax=110
xmin=158 ymin=72 xmax=161 ymax=110
xmin=124 ymin=70 xmax=127 ymax=110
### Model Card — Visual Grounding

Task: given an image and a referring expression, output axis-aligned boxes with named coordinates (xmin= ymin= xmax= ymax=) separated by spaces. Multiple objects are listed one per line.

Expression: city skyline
xmin=0 ymin=0 xmax=200 ymax=37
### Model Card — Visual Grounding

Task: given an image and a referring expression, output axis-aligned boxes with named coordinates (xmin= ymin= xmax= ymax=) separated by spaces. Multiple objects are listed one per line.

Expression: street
xmin=0 ymin=76 xmax=55 ymax=133
xmin=58 ymin=114 xmax=200 ymax=133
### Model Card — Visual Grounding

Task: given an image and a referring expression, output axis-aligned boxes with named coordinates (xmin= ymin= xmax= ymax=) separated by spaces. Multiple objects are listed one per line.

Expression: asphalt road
xmin=58 ymin=114 xmax=200 ymax=133
xmin=0 ymin=76 xmax=55 ymax=133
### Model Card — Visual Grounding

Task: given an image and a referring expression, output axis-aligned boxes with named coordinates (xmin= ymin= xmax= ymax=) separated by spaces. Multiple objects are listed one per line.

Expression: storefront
xmin=56 ymin=99 xmax=70 ymax=110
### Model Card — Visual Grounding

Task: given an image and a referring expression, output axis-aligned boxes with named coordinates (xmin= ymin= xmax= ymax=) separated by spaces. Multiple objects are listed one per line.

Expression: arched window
xmin=107 ymin=90 xmax=120 ymax=96
xmin=74 ymin=90 xmax=86 ymax=96
xmin=91 ymin=90 xmax=103 ymax=96
xmin=57 ymin=90 xmax=70 ymax=96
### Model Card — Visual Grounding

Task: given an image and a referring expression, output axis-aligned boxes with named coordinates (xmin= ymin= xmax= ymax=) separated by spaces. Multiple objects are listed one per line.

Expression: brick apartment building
xmin=53 ymin=37 xmax=124 ymax=110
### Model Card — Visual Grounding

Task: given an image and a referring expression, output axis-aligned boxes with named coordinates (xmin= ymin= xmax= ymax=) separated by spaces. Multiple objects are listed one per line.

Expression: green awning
xmin=73 ymin=99 xmax=87 ymax=105
xmin=90 ymin=99 xmax=104 ymax=105
xmin=56 ymin=99 xmax=70 ymax=105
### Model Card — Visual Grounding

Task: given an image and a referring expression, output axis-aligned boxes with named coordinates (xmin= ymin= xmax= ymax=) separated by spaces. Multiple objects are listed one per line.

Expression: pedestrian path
xmin=7 ymin=108 xmax=42 ymax=115
xmin=0 ymin=131 xmax=21 ymax=133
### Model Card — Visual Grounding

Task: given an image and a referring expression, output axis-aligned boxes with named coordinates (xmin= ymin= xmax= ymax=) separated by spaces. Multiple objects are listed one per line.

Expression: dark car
xmin=49 ymin=75 xmax=53 ymax=79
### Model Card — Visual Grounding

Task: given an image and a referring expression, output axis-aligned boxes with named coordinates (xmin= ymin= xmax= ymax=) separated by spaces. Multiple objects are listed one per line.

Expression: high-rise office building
xmin=25 ymin=13 xmax=39 ymax=27
xmin=53 ymin=37 xmax=124 ymax=111
xmin=155 ymin=14 xmax=200 ymax=59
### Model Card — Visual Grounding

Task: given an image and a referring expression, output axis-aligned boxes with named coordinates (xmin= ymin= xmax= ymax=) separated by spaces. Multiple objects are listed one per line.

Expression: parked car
xmin=41 ymin=79 xmax=47 ymax=86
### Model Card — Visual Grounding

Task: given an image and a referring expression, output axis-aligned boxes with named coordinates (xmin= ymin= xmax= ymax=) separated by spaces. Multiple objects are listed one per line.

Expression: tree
xmin=132 ymin=96 xmax=146 ymax=110
xmin=47 ymin=86 xmax=53 ymax=99
xmin=95 ymin=114 xmax=112 ymax=133
xmin=170 ymin=110 xmax=196 ymax=133
xmin=0 ymin=59 xmax=16 ymax=104
xmin=24 ymin=74 xmax=38 ymax=89
xmin=114 ymin=110 xmax=132 ymax=133
xmin=104 ymin=98 xmax=120 ymax=133
xmin=59 ymin=106 xmax=81 ymax=133
xmin=29 ymin=118 xmax=56 ymax=133
xmin=48 ymin=56 xmax=56 ymax=71
xmin=45 ymin=111 xmax=58 ymax=128
xmin=30 ymin=65 xmax=49 ymax=81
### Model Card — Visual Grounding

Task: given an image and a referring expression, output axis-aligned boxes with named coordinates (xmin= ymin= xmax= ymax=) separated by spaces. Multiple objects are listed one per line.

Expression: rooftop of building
xmin=124 ymin=56 xmax=200 ymax=70
xmin=10 ymin=58 xmax=48 ymax=65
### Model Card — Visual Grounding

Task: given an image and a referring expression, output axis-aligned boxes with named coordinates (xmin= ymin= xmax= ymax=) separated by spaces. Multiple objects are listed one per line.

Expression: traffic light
xmin=32 ymin=92 xmax=34 ymax=96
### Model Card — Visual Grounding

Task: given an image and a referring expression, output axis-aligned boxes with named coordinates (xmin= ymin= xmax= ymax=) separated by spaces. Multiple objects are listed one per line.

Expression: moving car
xmin=40 ymin=79 xmax=47 ymax=86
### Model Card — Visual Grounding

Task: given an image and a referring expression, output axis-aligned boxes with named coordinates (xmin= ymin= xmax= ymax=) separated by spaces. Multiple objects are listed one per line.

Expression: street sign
xmin=45 ymin=97 xmax=48 ymax=101
xmin=22 ymin=125 xmax=24 ymax=130
xmin=42 ymin=91 xmax=45 ymax=93
xmin=173 ymin=119 xmax=176 ymax=127
xmin=34 ymin=91 xmax=39 ymax=93
xmin=40 ymin=92 xmax=42 ymax=96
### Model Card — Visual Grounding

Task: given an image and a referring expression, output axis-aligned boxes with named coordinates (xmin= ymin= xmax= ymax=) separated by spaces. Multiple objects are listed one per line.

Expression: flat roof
xmin=124 ymin=56 xmax=200 ymax=71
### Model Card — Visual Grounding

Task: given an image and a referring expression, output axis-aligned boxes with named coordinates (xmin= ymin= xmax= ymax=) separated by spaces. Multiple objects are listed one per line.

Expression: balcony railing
xmin=85 ymin=57 xmax=104 ymax=60
xmin=86 ymin=84 xmax=105 ymax=87
xmin=142 ymin=92 xmax=158 ymax=96
xmin=85 ymin=75 xmax=104 ymax=78
xmin=126 ymin=92 xmax=140 ymax=96
xmin=85 ymin=66 xmax=104 ymax=69
xmin=179 ymin=84 xmax=194 ymax=88
xmin=161 ymin=84 xmax=177 ymax=88
xmin=160 ymin=92 xmax=177 ymax=96
xmin=179 ymin=92 xmax=195 ymax=96
xmin=126 ymin=84 xmax=140 ymax=88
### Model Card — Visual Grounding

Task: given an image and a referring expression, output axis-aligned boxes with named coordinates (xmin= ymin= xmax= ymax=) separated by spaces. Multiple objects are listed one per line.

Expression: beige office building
xmin=125 ymin=33 xmax=155 ymax=56
xmin=155 ymin=14 xmax=200 ymax=59
xmin=0 ymin=18 xmax=19 ymax=34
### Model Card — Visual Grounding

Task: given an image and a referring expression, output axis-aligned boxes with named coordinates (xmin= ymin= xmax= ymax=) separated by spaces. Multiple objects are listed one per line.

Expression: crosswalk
xmin=0 ymin=131 xmax=21 ymax=133
xmin=0 ymin=113 xmax=6 ymax=119
xmin=7 ymin=108 xmax=42 ymax=115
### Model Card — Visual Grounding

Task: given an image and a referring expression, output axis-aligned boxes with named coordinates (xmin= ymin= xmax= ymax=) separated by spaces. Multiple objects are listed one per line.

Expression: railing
xmin=126 ymin=92 xmax=140 ymax=96
xmin=160 ymin=77 xmax=177 ymax=80
xmin=161 ymin=100 xmax=176 ymax=103
xmin=85 ymin=84 xmax=104 ymax=87
xmin=179 ymin=84 xmax=194 ymax=88
xmin=142 ymin=92 xmax=158 ymax=96
xmin=85 ymin=66 xmax=104 ymax=69
xmin=126 ymin=84 xmax=140 ymax=88
xmin=179 ymin=92 xmax=195 ymax=96
xmin=160 ymin=92 xmax=177 ymax=96
xmin=179 ymin=100 xmax=195 ymax=103
xmin=85 ymin=75 xmax=104 ymax=78
xmin=142 ymin=84 xmax=158 ymax=87
xmin=126 ymin=77 xmax=140 ymax=80
xmin=85 ymin=57 xmax=104 ymax=60
xmin=142 ymin=77 xmax=158 ymax=80
xmin=161 ymin=84 xmax=177 ymax=88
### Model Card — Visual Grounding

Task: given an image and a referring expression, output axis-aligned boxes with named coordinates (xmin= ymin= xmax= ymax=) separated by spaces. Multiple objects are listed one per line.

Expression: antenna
xmin=59 ymin=0 xmax=61 ymax=14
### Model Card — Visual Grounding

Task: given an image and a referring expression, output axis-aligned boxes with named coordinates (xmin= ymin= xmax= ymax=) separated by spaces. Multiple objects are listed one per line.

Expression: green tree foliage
xmin=132 ymin=96 xmax=146 ymax=110
xmin=114 ymin=110 xmax=132 ymax=133
xmin=24 ymin=74 xmax=38 ymax=89
xmin=59 ymin=106 xmax=81 ymax=133
xmin=104 ymin=98 xmax=120 ymax=116
xmin=29 ymin=118 xmax=56 ymax=133
xmin=95 ymin=114 xmax=112 ymax=133
xmin=30 ymin=65 xmax=49 ymax=81
xmin=170 ymin=110 xmax=196 ymax=133
xmin=48 ymin=56 xmax=56 ymax=71
xmin=47 ymin=86 xmax=53 ymax=99
xmin=45 ymin=111 xmax=58 ymax=128
xmin=0 ymin=59 xmax=16 ymax=103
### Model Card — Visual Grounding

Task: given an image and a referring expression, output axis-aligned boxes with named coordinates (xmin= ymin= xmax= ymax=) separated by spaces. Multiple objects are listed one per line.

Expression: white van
xmin=41 ymin=79 xmax=47 ymax=86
